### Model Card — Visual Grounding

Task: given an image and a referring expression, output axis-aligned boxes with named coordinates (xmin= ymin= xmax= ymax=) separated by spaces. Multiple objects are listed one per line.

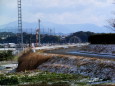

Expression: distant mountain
xmin=0 ymin=21 xmax=112 ymax=34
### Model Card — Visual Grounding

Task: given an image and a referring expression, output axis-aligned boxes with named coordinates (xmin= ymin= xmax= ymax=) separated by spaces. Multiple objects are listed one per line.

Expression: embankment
xmin=17 ymin=50 xmax=115 ymax=81
xmin=38 ymin=55 xmax=115 ymax=81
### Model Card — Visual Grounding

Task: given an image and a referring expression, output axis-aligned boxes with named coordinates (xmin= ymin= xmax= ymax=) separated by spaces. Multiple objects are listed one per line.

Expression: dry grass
xmin=17 ymin=50 xmax=52 ymax=72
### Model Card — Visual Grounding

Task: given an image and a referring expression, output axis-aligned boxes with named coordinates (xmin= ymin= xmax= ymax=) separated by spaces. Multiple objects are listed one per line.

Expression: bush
xmin=0 ymin=50 xmax=14 ymax=61
xmin=0 ymin=75 xmax=19 ymax=85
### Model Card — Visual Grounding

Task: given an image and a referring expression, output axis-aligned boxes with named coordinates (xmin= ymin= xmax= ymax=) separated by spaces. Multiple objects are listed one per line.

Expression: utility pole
xmin=54 ymin=28 xmax=55 ymax=36
xmin=17 ymin=0 xmax=23 ymax=50
xmin=48 ymin=28 xmax=50 ymax=35
xmin=49 ymin=29 xmax=52 ymax=36
xmin=43 ymin=28 xmax=44 ymax=35
xmin=29 ymin=28 xmax=32 ymax=47
xmin=36 ymin=29 xmax=39 ymax=47
xmin=38 ymin=19 xmax=41 ymax=46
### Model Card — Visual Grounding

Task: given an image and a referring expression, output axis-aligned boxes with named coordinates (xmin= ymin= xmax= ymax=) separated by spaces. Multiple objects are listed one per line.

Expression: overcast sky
xmin=0 ymin=0 xmax=115 ymax=26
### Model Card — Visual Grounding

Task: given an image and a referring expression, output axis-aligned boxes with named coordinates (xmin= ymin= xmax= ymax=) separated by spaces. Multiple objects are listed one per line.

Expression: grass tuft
xmin=17 ymin=50 xmax=51 ymax=72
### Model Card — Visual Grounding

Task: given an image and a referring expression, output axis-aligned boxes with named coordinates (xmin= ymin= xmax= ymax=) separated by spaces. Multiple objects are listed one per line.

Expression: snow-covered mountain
xmin=0 ymin=21 xmax=111 ymax=34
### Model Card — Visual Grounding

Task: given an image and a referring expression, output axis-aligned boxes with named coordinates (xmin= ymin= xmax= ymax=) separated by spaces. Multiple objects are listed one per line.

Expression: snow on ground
xmin=37 ymin=44 xmax=115 ymax=81
xmin=38 ymin=56 xmax=115 ymax=81
xmin=35 ymin=43 xmax=88 ymax=50
xmin=68 ymin=51 xmax=115 ymax=59
xmin=0 ymin=61 xmax=18 ymax=74
xmin=0 ymin=48 xmax=16 ymax=51
xmin=81 ymin=44 xmax=115 ymax=55
xmin=0 ymin=63 xmax=18 ymax=73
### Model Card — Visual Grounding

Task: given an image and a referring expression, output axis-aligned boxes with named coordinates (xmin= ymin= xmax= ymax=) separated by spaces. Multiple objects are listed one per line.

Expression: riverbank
xmin=38 ymin=54 xmax=115 ymax=81
xmin=16 ymin=52 xmax=115 ymax=85
xmin=1 ymin=44 xmax=115 ymax=85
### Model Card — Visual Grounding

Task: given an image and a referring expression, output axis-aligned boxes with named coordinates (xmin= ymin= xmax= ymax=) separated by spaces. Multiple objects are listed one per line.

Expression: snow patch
xmin=38 ymin=56 xmax=115 ymax=81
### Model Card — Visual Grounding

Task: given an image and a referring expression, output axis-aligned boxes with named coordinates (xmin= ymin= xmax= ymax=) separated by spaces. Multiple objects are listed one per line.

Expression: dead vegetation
xmin=17 ymin=50 xmax=52 ymax=72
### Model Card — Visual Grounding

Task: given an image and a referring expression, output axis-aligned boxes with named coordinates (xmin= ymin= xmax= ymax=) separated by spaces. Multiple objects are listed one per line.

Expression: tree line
xmin=0 ymin=31 xmax=95 ymax=44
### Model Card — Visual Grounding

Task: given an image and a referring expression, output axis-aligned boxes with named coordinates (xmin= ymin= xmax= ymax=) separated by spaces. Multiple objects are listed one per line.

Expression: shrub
xmin=0 ymin=76 xmax=19 ymax=85
xmin=0 ymin=50 xmax=14 ymax=61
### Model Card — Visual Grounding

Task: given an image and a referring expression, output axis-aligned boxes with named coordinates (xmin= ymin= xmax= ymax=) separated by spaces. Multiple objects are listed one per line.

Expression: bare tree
xmin=108 ymin=19 xmax=115 ymax=31
xmin=106 ymin=1 xmax=115 ymax=31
